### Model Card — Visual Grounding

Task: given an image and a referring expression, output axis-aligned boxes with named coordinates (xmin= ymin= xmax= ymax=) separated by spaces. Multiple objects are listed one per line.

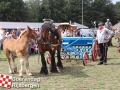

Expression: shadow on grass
xmin=107 ymin=62 xmax=120 ymax=65
xmin=108 ymin=45 xmax=118 ymax=48
xmin=60 ymin=66 xmax=89 ymax=77
xmin=32 ymin=65 xmax=89 ymax=78
xmin=0 ymin=58 xmax=7 ymax=61
xmin=107 ymin=58 xmax=118 ymax=61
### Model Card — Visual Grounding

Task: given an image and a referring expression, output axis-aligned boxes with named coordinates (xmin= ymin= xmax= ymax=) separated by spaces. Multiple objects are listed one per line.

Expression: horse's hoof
xmin=57 ymin=67 xmax=63 ymax=71
xmin=20 ymin=76 xmax=23 ymax=78
xmin=9 ymin=71 xmax=14 ymax=74
xmin=50 ymin=69 xmax=58 ymax=73
xmin=40 ymin=73 xmax=47 ymax=76
xmin=14 ymin=70 xmax=17 ymax=73
xmin=19 ymin=73 xmax=23 ymax=77
xmin=40 ymin=72 xmax=48 ymax=76
xmin=28 ymin=73 xmax=33 ymax=76
xmin=50 ymin=71 xmax=59 ymax=75
xmin=14 ymin=71 xmax=17 ymax=73
xmin=14 ymin=67 xmax=17 ymax=73
xmin=40 ymin=68 xmax=48 ymax=75
xmin=40 ymin=71 xmax=48 ymax=76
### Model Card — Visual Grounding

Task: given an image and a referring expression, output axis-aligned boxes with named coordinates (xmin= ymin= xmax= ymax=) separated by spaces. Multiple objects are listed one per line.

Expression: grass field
xmin=0 ymin=37 xmax=120 ymax=90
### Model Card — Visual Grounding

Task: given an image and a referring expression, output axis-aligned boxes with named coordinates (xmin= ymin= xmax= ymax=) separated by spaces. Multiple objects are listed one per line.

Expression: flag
xmin=0 ymin=74 xmax=12 ymax=88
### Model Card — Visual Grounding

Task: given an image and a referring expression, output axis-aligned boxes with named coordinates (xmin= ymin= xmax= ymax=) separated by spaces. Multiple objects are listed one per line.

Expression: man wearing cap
xmin=96 ymin=22 xmax=114 ymax=65
xmin=105 ymin=19 xmax=112 ymax=29
xmin=105 ymin=19 xmax=113 ymax=46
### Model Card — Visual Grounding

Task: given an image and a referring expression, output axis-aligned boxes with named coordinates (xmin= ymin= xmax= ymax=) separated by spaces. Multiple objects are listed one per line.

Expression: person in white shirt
xmin=0 ymin=27 xmax=5 ymax=50
xmin=61 ymin=30 xmax=67 ymax=37
xmin=96 ymin=22 xmax=114 ymax=65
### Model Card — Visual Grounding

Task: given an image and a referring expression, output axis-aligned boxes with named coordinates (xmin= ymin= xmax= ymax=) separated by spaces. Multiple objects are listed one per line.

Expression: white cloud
xmin=112 ymin=0 xmax=120 ymax=4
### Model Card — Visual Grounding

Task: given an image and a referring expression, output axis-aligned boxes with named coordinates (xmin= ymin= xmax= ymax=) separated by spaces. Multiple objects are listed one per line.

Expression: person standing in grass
xmin=96 ymin=22 xmax=114 ymax=65
xmin=0 ymin=27 xmax=5 ymax=50
xmin=105 ymin=19 xmax=113 ymax=46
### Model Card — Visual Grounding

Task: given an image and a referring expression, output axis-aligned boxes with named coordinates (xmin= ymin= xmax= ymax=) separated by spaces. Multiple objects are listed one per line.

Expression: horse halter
xmin=36 ymin=23 xmax=60 ymax=51
xmin=30 ymin=31 xmax=38 ymax=40
xmin=48 ymin=23 xmax=59 ymax=40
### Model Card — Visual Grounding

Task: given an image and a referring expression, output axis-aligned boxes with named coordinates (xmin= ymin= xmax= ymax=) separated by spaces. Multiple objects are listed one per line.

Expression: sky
xmin=112 ymin=0 xmax=120 ymax=4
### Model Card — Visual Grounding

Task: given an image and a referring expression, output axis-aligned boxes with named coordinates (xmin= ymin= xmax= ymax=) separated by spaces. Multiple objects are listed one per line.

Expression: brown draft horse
xmin=3 ymin=26 xmax=38 ymax=77
xmin=37 ymin=22 xmax=63 ymax=75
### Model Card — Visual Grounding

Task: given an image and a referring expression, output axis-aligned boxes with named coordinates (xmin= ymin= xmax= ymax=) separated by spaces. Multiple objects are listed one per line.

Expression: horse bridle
xmin=30 ymin=31 xmax=38 ymax=40
xmin=37 ymin=23 xmax=60 ymax=48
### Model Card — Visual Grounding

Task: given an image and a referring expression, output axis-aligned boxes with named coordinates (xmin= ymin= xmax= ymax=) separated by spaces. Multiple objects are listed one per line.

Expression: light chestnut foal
xmin=3 ymin=26 xmax=38 ymax=77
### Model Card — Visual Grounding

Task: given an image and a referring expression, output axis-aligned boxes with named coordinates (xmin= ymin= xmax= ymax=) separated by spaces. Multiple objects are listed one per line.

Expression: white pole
xmin=82 ymin=0 xmax=83 ymax=27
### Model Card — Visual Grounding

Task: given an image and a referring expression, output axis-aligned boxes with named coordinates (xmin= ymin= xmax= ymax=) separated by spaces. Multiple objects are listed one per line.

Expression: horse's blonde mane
xmin=17 ymin=29 xmax=27 ymax=39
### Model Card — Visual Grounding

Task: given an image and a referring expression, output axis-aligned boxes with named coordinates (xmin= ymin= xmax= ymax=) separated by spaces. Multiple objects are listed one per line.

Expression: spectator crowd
xmin=0 ymin=27 xmax=41 ymax=55
xmin=61 ymin=29 xmax=82 ymax=37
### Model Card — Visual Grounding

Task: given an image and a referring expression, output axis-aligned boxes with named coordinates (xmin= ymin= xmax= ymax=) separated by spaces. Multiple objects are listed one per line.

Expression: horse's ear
xmin=27 ymin=26 xmax=31 ymax=29
xmin=27 ymin=26 xmax=32 ymax=32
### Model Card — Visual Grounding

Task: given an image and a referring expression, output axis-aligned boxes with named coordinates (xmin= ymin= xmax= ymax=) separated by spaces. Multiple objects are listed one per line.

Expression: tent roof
xmin=0 ymin=22 xmax=89 ymax=29
xmin=73 ymin=22 xmax=88 ymax=29
xmin=112 ymin=22 xmax=120 ymax=29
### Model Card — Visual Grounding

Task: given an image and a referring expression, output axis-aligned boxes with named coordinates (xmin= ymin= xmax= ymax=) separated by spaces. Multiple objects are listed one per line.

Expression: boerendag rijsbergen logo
xmin=0 ymin=74 xmax=40 ymax=89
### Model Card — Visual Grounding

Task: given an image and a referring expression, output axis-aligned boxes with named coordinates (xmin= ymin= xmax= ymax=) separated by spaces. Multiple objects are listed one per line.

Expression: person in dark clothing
xmin=16 ymin=27 xmax=21 ymax=38
xmin=104 ymin=19 xmax=113 ymax=47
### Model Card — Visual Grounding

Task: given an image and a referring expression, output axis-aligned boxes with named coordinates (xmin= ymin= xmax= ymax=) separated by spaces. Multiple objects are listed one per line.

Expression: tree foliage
xmin=0 ymin=0 xmax=120 ymax=27
xmin=115 ymin=2 xmax=120 ymax=22
xmin=25 ymin=0 xmax=40 ymax=22
xmin=0 ymin=0 xmax=27 ymax=21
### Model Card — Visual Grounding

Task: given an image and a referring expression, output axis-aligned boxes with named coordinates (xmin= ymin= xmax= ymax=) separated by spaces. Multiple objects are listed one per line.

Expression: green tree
xmin=0 ymin=0 xmax=27 ymax=21
xmin=81 ymin=0 xmax=94 ymax=27
xmin=47 ymin=0 xmax=68 ymax=22
xmin=91 ymin=0 xmax=117 ymax=26
xmin=25 ymin=0 xmax=40 ymax=22
xmin=114 ymin=2 xmax=120 ymax=23
xmin=68 ymin=0 xmax=82 ymax=23
xmin=0 ymin=1 xmax=11 ymax=21
xmin=104 ymin=0 xmax=117 ymax=24
xmin=38 ymin=0 xmax=50 ymax=21
xmin=67 ymin=0 xmax=94 ymax=27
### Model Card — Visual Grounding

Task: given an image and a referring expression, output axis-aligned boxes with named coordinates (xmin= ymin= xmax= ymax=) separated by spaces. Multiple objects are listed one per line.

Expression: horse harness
xmin=37 ymin=22 xmax=61 ymax=50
